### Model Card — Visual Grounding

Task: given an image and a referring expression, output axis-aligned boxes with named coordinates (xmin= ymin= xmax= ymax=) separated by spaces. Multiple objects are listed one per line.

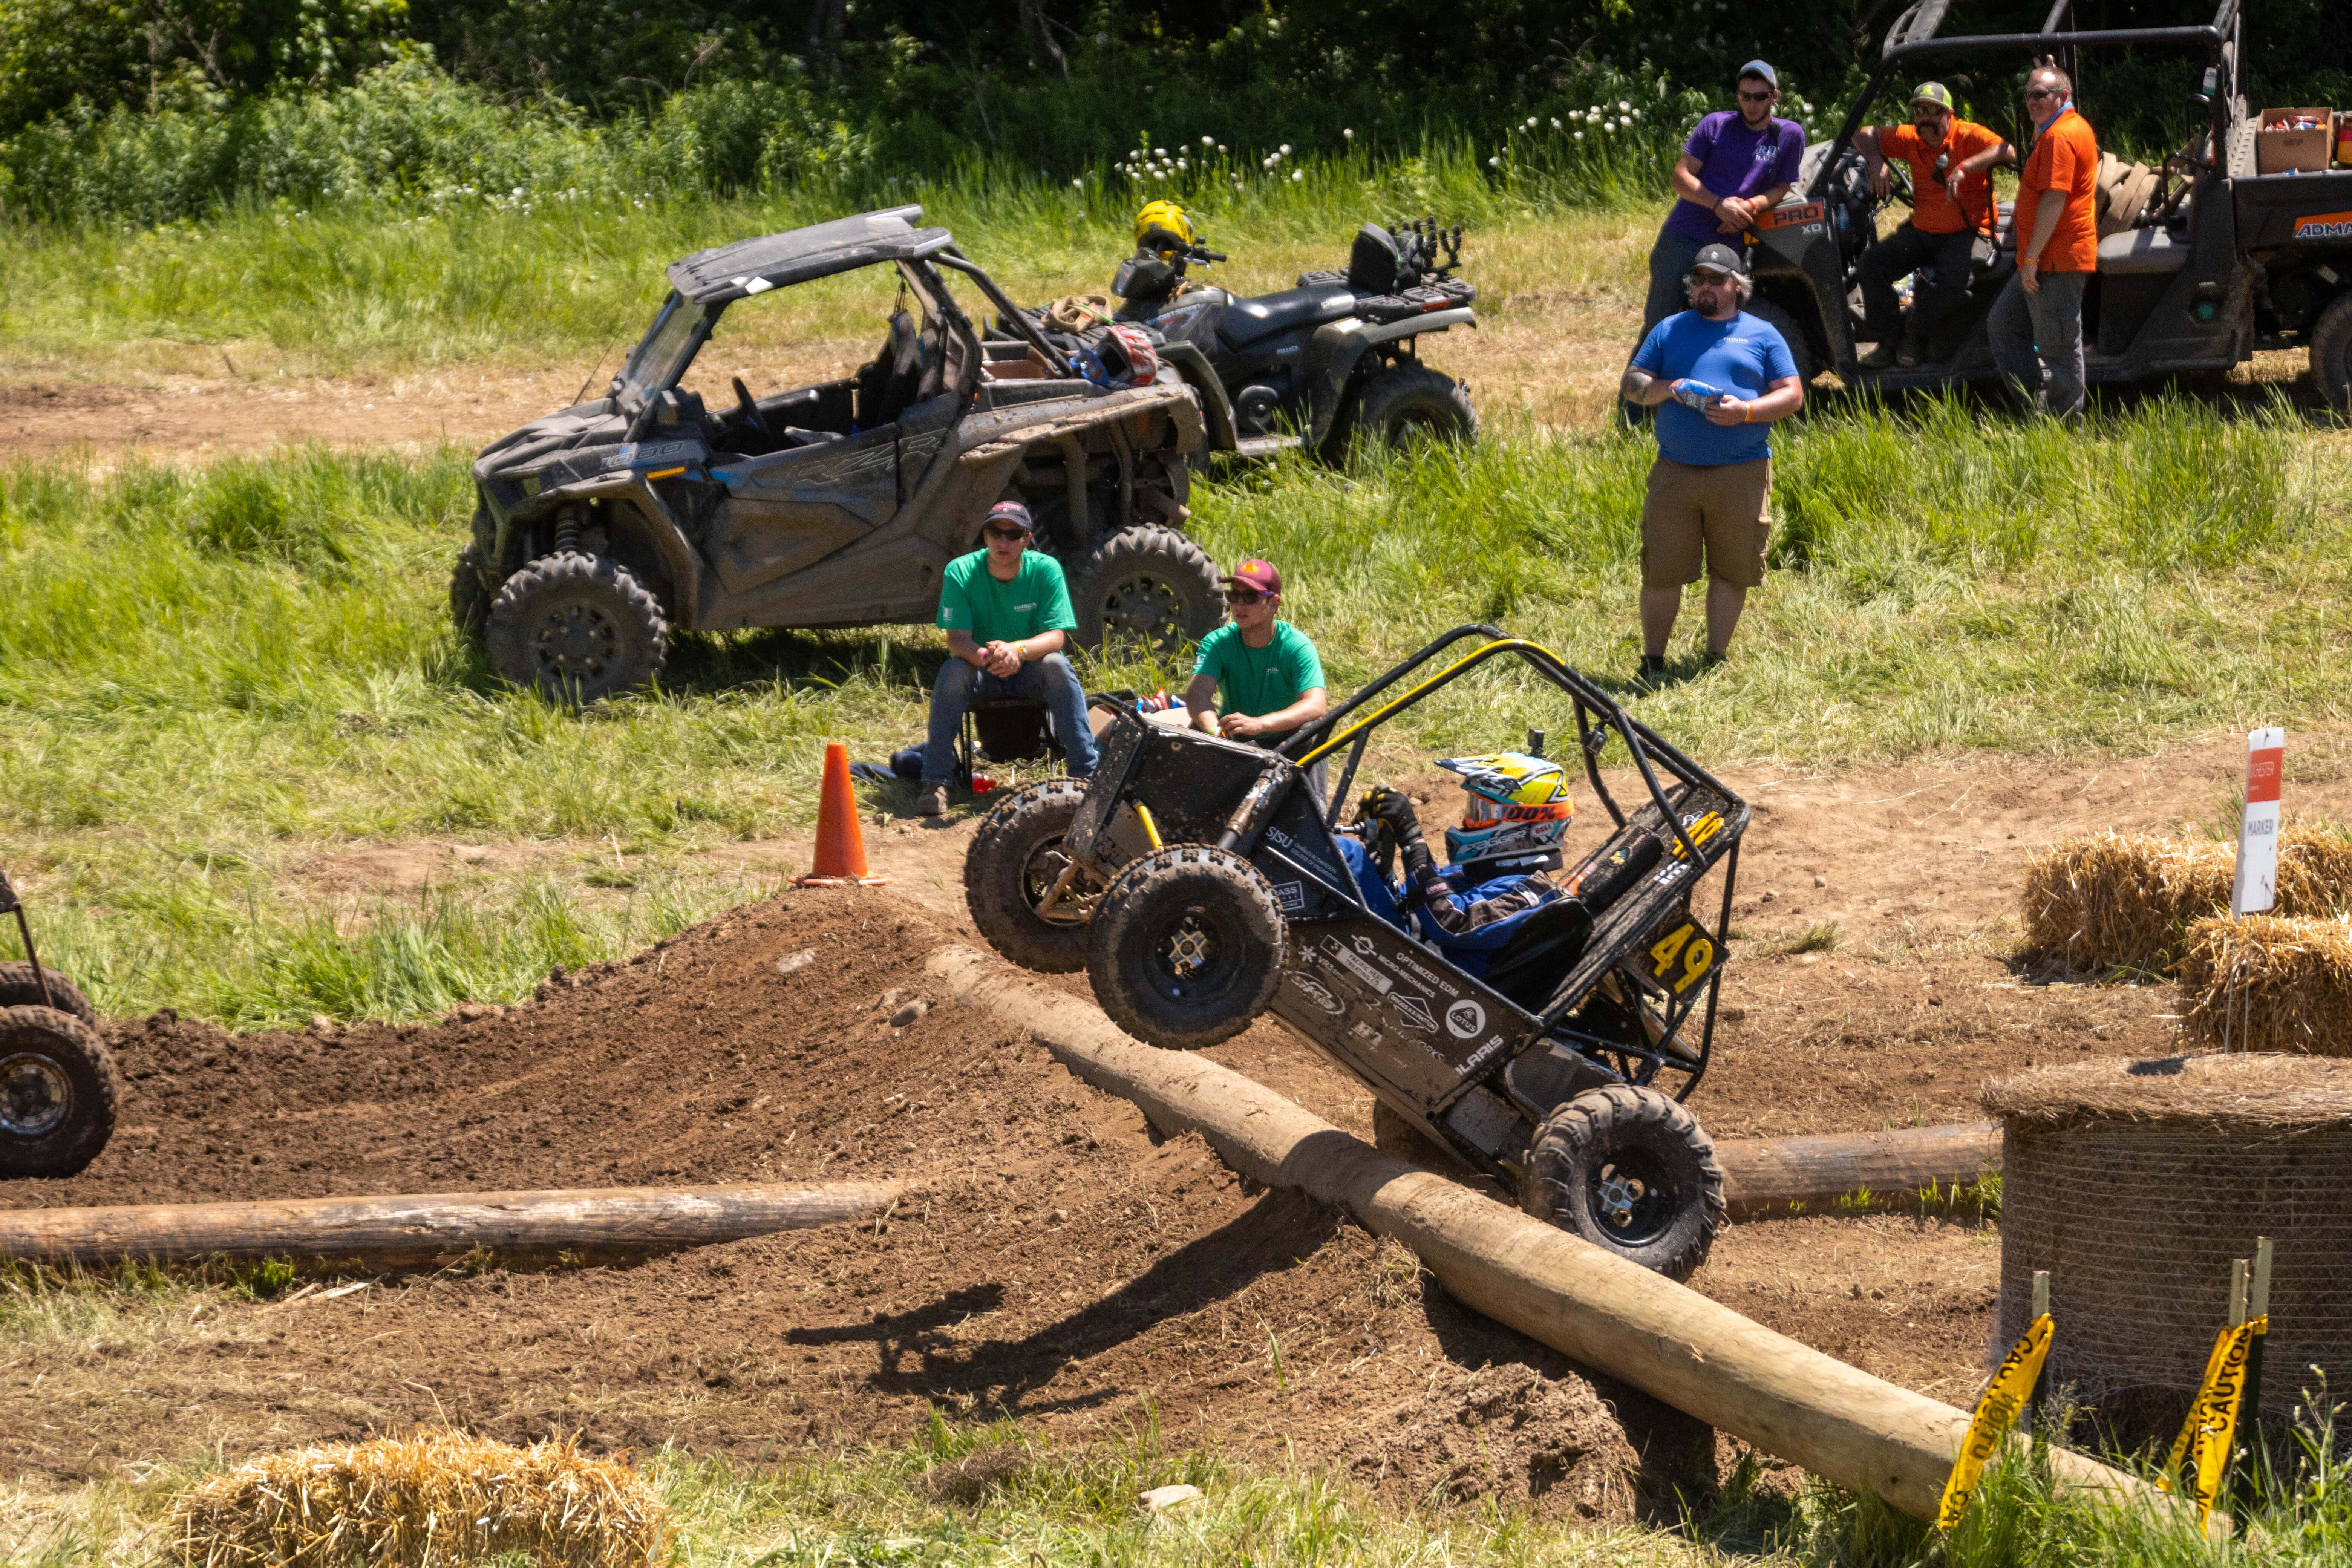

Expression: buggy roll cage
xmin=1279 ymin=624 xmax=1736 ymax=873
xmin=1807 ymin=0 xmax=2242 ymax=205
xmin=1270 ymin=626 xmax=1745 ymax=1044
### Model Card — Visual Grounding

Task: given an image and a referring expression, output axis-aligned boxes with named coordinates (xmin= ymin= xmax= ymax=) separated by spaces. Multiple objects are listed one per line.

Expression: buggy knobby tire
xmin=1521 ymin=1084 xmax=1725 ymax=1282
xmin=450 ymin=543 xmax=495 ymax=639
xmin=1069 ymin=526 xmax=1223 ymax=657
xmin=965 ymin=778 xmax=1099 ymax=973
xmin=485 ymin=551 xmax=669 ymax=704
xmin=1352 ymin=364 xmax=1478 ymax=450
xmin=2312 ymin=293 xmax=2352 ymax=418
xmin=0 ymin=962 xmax=96 ymax=1027
xmin=1743 ymin=299 xmax=1818 ymax=387
xmin=0 ymin=1004 xmax=119 ymax=1178
xmin=1087 ymin=844 xmax=1288 ymax=1050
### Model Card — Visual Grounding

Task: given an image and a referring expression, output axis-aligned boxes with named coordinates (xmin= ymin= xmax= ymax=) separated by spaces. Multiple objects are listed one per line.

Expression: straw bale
xmin=2018 ymin=827 xmax=2352 ymax=973
xmin=1985 ymin=1054 xmax=2352 ymax=1437
xmin=2177 ymin=916 xmax=2352 ymax=1057
xmin=170 ymin=1431 xmax=669 ymax=1568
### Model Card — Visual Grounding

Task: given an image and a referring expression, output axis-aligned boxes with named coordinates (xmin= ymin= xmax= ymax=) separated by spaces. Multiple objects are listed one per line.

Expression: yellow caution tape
xmin=1937 ymin=1312 xmax=2055 ymax=1530
xmin=2158 ymin=1314 xmax=2266 ymax=1521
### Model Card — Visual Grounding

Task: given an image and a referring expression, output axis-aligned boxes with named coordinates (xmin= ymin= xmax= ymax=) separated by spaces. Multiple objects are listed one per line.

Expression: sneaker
xmin=915 ymin=783 xmax=951 ymax=817
xmin=1896 ymin=340 xmax=1924 ymax=368
xmin=1700 ymin=650 xmax=1729 ymax=670
xmin=1858 ymin=342 xmax=1899 ymax=369
xmin=1637 ymin=653 xmax=1668 ymax=683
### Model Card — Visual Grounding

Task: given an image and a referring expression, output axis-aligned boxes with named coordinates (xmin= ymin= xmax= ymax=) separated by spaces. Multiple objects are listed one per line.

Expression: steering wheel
xmin=731 ymin=377 xmax=771 ymax=441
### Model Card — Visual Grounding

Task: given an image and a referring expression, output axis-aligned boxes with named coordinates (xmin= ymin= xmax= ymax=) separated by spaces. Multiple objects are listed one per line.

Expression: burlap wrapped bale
xmin=1984 ymin=1054 xmax=2352 ymax=1443
xmin=2178 ymin=915 xmax=2352 ymax=1056
xmin=2019 ymin=828 xmax=2352 ymax=972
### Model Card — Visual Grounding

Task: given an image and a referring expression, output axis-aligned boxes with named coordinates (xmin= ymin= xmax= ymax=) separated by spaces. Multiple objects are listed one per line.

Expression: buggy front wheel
xmin=1087 ymin=845 xmax=1287 ymax=1050
xmin=965 ymin=779 xmax=1099 ymax=973
xmin=1521 ymin=1085 xmax=1725 ymax=1281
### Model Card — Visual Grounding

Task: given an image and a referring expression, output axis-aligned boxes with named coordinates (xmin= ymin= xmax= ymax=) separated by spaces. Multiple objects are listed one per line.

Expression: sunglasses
xmin=1689 ymin=270 xmax=1735 ymax=284
xmin=983 ymin=524 xmax=1030 ymax=542
xmin=2024 ymin=87 xmax=2061 ymax=100
xmin=1226 ymin=588 xmax=1267 ymax=605
xmin=1736 ymin=89 xmax=1775 ymax=103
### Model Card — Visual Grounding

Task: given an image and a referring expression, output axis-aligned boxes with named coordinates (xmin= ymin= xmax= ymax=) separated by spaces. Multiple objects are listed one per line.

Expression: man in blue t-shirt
xmin=1620 ymin=243 xmax=1805 ymax=679
xmin=1641 ymin=61 xmax=1807 ymax=337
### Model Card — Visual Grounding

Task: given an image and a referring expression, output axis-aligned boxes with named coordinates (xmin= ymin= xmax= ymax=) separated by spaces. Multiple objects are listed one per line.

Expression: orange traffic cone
xmin=793 ymin=741 xmax=891 ymax=887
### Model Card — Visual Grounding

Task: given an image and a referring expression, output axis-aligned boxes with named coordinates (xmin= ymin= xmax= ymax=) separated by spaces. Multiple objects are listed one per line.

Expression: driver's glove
xmin=1360 ymin=786 xmax=1424 ymax=843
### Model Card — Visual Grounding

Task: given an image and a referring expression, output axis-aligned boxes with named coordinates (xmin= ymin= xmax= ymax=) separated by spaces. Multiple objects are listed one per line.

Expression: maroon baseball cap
xmin=1223 ymin=558 xmax=1282 ymax=596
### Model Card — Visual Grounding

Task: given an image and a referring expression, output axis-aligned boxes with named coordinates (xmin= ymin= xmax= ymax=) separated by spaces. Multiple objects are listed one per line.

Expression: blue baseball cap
xmin=1738 ymin=60 xmax=1778 ymax=89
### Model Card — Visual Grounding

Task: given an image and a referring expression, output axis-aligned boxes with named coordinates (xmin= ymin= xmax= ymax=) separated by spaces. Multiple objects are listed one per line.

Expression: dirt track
xmin=13 ymin=735 xmax=2333 ymax=1506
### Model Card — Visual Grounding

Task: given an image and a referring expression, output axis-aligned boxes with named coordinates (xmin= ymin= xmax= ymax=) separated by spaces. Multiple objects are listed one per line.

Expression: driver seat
xmin=856 ymin=310 xmax=926 ymax=428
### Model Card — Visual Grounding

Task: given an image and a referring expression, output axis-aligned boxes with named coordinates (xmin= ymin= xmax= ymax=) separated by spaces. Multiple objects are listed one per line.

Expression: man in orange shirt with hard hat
xmin=1854 ymin=83 xmax=2017 ymax=368
xmin=1988 ymin=66 xmax=2099 ymax=416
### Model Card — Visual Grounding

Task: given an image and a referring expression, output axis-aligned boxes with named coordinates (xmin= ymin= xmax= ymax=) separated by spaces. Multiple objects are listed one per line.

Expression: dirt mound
xmin=4 ymin=887 xmax=1715 ymax=1521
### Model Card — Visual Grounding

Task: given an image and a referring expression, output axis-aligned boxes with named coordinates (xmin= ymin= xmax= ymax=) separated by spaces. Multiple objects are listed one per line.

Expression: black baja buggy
xmin=0 ymin=867 xmax=116 ymax=1179
xmin=963 ymin=628 xmax=1747 ymax=1279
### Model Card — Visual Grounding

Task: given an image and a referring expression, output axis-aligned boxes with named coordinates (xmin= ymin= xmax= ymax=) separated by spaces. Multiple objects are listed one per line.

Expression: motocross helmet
xmin=1437 ymin=752 xmax=1574 ymax=873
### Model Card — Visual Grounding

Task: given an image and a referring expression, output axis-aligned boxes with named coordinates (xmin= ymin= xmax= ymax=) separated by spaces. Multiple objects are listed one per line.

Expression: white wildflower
xmin=1279 ymin=143 xmax=1292 ymax=154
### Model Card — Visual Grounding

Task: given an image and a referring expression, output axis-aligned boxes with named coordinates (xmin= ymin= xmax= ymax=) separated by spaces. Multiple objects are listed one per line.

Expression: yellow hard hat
xmin=1134 ymin=199 xmax=1194 ymax=250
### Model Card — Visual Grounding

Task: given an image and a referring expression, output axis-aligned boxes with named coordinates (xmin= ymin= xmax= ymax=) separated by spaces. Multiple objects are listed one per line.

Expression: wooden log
xmin=0 ymin=1182 xmax=903 ymax=1269
xmin=1716 ymin=1123 xmax=2003 ymax=1217
xmin=928 ymin=944 xmax=2186 ymax=1529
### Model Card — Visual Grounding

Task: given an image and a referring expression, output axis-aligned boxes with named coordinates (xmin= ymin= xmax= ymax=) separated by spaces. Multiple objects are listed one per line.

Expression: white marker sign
xmin=2233 ymin=727 xmax=2285 ymax=917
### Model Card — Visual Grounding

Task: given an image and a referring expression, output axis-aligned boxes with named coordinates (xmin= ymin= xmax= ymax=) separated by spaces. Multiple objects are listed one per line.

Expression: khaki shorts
xmin=1640 ymin=457 xmax=1773 ymax=590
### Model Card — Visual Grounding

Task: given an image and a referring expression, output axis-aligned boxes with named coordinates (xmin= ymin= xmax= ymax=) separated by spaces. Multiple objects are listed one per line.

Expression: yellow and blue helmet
xmin=1436 ymin=752 xmax=1574 ymax=867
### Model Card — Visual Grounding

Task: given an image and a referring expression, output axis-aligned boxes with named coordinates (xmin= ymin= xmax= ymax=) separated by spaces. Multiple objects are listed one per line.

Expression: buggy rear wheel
xmin=1521 ymin=1085 xmax=1724 ymax=1281
xmin=1 ymin=1005 xmax=119 ymax=1179
xmin=965 ymin=779 xmax=1099 ymax=973
xmin=0 ymin=962 xmax=95 ymax=1027
xmin=1087 ymin=845 xmax=1287 ymax=1050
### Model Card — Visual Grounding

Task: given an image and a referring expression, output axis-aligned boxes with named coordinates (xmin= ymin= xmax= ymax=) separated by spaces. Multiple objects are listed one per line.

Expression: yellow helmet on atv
xmin=1134 ymin=199 xmax=1195 ymax=256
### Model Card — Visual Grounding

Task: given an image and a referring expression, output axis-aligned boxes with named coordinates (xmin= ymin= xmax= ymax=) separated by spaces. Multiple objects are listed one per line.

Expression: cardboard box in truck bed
xmin=2257 ymin=108 xmax=2337 ymax=174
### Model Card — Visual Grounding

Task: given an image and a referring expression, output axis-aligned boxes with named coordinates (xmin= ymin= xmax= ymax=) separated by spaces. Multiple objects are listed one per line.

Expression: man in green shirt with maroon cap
xmin=919 ymin=500 xmax=1095 ymax=816
xmin=1183 ymin=556 xmax=1330 ymax=792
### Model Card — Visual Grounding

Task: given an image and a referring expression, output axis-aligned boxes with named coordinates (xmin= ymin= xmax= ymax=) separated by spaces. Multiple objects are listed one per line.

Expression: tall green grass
xmin=1 ymin=397 xmax=2343 ymax=1024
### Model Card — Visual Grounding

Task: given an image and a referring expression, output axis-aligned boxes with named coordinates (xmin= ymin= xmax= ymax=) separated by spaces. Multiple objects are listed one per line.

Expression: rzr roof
xmin=665 ymin=205 xmax=954 ymax=305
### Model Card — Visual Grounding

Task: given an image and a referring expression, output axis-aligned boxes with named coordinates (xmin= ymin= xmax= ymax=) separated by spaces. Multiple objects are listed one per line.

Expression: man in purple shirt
xmin=1641 ymin=61 xmax=1807 ymax=337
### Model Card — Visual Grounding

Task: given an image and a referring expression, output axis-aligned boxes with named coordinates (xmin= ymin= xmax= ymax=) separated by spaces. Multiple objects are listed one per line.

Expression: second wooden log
xmin=0 ymin=1181 xmax=904 ymax=1269
xmin=1717 ymin=1123 xmax=2003 ymax=1217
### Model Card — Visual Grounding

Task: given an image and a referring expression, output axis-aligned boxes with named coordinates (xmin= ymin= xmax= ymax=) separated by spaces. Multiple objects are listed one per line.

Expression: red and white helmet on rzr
xmin=1437 ymin=752 xmax=1574 ymax=867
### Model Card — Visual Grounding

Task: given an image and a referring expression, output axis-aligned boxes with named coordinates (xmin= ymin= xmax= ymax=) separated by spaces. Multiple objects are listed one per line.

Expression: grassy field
xmin=2 ymin=388 xmax=2346 ymax=1025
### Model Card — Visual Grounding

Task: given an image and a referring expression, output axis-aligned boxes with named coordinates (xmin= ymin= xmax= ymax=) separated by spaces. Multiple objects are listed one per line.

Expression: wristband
xmin=1742 ymin=401 xmax=1752 ymax=423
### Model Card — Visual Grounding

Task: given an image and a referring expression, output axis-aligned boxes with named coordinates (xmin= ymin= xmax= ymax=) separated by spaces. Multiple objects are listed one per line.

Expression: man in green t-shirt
xmin=1184 ymin=558 xmax=1329 ymax=785
xmin=919 ymin=501 xmax=1095 ymax=816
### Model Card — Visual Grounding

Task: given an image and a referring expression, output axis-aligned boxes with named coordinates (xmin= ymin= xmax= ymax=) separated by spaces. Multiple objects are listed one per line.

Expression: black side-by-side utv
xmin=963 ymin=628 xmax=1748 ymax=1280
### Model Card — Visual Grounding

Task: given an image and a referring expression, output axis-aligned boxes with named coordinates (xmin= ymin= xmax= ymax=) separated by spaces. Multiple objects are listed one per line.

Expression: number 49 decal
xmin=1648 ymin=922 xmax=1717 ymax=995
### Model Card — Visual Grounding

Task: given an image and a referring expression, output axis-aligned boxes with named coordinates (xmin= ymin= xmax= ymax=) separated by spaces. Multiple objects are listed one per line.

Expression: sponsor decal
xmin=1291 ymin=973 xmax=1345 ymax=1014
xmin=1389 ymin=993 xmax=1438 ymax=1034
xmin=1459 ymin=1035 xmax=1514 ymax=1077
xmin=1321 ymin=934 xmax=1392 ymax=995
xmin=603 ymin=440 xmax=696 ymax=471
xmin=1272 ymin=880 xmax=1306 ymax=913
xmin=1350 ymin=1019 xmax=1385 ymax=1049
xmin=2292 ymin=210 xmax=2352 ymax=240
xmin=1757 ymin=201 xmax=1825 ymax=231
xmin=1446 ymin=998 xmax=1487 ymax=1039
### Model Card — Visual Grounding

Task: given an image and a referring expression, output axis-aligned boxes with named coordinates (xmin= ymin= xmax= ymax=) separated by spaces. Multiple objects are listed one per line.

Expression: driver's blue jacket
xmin=1335 ymin=835 xmax=1559 ymax=977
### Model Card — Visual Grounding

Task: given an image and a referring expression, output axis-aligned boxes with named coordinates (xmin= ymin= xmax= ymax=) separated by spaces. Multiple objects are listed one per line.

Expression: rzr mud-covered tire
xmin=1088 ymin=844 xmax=1287 ymax=1050
xmin=0 ymin=962 xmax=96 ymax=1027
xmin=1521 ymin=1085 xmax=1725 ymax=1281
xmin=450 ymin=543 xmax=495 ymax=639
xmin=485 ymin=552 xmax=669 ymax=704
xmin=1069 ymin=526 xmax=1223 ymax=657
xmin=0 ymin=1005 xmax=119 ymax=1178
xmin=1352 ymin=364 xmax=1477 ymax=450
xmin=2313 ymin=293 xmax=2352 ymax=418
xmin=1744 ymin=299 xmax=1819 ymax=387
xmin=965 ymin=778 xmax=1098 ymax=973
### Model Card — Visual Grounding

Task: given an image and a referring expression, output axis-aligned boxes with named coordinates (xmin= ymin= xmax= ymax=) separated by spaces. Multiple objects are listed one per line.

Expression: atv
xmin=1 ymin=867 xmax=116 ymax=1179
xmin=454 ymin=205 xmax=1222 ymax=702
xmin=963 ymin=626 xmax=1746 ymax=1280
xmin=1055 ymin=219 xmax=1478 ymax=461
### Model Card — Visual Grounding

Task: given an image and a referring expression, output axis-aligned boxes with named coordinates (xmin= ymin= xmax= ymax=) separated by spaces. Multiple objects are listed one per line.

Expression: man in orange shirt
xmin=1854 ymin=83 xmax=2016 ymax=367
xmin=1988 ymin=67 xmax=2099 ymax=415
